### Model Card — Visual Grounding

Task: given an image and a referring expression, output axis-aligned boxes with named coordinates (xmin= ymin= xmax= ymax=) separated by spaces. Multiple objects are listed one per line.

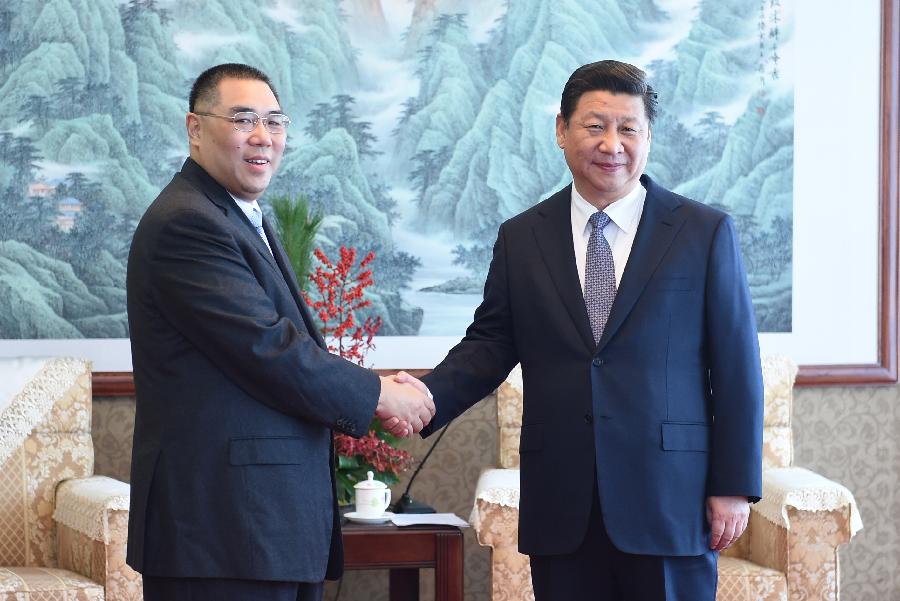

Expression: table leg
xmin=389 ymin=568 xmax=419 ymax=601
xmin=435 ymin=531 xmax=464 ymax=601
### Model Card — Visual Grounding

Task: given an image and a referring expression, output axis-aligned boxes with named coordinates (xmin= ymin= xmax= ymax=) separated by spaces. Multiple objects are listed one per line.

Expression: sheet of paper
xmin=389 ymin=513 xmax=470 ymax=528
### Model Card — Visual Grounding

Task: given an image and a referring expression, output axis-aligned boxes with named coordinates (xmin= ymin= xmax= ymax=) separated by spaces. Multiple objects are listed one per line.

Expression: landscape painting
xmin=0 ymin=0 xmax=792 ymax=348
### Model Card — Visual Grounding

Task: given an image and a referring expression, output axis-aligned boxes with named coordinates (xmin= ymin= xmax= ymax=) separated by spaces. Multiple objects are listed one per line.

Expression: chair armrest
xmin=473 ymin=469 xmax=520 ymax=509
xmin=753 ymin=466 xmax=862 ymax=538
xmin=471 ymin=468 xmax=520 ymax=547
xmin=470 ymin=469 xmax=533 ymax=600
xmin=54 ymin=475 xmax=143 ymax=601
xmin=722 ymin=466 xmax=859 ymax=601
xmin=742 ymin=467 xmax=859 ymax=600
xmin=54 ymin=475 xmax=130 ymax=544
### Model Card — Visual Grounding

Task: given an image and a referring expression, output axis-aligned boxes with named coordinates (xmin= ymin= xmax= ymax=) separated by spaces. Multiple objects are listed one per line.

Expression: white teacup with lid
xmin=354 ymin=471 xmax=391 ymax=518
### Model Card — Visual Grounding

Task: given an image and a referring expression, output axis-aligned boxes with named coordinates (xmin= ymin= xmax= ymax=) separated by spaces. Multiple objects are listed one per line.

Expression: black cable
xmin=400 ymin=422 xmax=451 ymax=499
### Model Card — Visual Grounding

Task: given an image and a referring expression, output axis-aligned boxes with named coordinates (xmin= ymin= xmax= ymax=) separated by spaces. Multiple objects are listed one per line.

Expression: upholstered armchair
xmin=0 ymin=357 xmax=142 ymax=601
xmin=471 ymin=355 xmax=863 ymax=601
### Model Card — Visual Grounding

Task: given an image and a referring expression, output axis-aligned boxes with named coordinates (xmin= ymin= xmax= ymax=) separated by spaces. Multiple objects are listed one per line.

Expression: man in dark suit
xmin=400 ymin=60 xmax=764 ymax=600
xmin=126 ymin=63 xmax=434 ymax=601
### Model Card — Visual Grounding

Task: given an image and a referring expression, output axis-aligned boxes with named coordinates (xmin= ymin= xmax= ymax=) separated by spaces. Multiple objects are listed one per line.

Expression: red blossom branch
xmin=302 ymin=246 xmax=410 ymax=494
xmin=301 ymin=246 xmax=383 ymax=367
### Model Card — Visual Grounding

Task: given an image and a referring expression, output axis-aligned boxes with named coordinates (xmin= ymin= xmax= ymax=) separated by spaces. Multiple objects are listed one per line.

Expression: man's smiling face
xmin=555 ymin=89 xmax=651 ymax=208
xmin=187 ymin=77 xmax=285 ymax=200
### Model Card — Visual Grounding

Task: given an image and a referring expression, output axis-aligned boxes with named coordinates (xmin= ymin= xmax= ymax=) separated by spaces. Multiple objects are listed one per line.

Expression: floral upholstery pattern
xmin=57 ymin=515 xmax=142 ymax=601
xmin=474 ymin=355 xmax=860 ymax=601
xmin=0 ymin=566 xmax=103 ymax=601
xmin=0 ymin=361 xmax=93 ymax=568
xmin=472 ymin=498 xmax=533 ymax=601
xmin=782 ymin=508 xmax=850 ymax=601
xmin=496 ymin=376 xmax=523 ymax=470
xmin=717 ymin=558 xmax=787 ymax=601
xmin=760 ymin=355 xmax=796 ymax=470
xmin=0 ymin=358 xmax=142 ymax=601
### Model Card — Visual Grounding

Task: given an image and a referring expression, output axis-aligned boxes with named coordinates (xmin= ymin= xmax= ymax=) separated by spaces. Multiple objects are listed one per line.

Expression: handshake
xmin=376 ymin=371 xmax=434 ymax=438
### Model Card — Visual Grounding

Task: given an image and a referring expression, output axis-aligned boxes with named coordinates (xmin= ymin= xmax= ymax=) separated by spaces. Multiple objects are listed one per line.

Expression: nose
xmin=248 ymin=119 xmax=272 ymax=145
xmin=597 ymin=129 xmax=623 ymax=154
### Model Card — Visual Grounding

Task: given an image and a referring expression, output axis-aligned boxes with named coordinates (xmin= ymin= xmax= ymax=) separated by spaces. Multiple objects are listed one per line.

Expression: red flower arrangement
xmin=304 ymin=246 xmax=383 ymax=365
xmin=302 ymin=245 xmax=412 ymax=504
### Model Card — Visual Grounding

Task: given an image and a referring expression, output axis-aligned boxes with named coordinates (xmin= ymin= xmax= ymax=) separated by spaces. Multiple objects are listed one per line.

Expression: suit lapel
xmin=180 ymin=159 xmax=280 ymax=271
xmin=531 ymin=186 xmax=597 ymax=354
xmin=179 ymin=158 xmax=326 ymax=349
xmin=596 ymin=175 xmax=686 ymax=352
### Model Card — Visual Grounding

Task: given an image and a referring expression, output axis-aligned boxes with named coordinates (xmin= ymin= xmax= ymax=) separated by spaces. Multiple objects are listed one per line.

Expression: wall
xmin=793 ymin=385 xmax=900 ymax=599
xmin=93 ymin=384 xmax=900 ymax=600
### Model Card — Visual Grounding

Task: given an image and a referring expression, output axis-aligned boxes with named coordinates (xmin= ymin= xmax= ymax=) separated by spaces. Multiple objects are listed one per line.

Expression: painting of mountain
xmin=0 ymin=0 xmax=792 ymax=343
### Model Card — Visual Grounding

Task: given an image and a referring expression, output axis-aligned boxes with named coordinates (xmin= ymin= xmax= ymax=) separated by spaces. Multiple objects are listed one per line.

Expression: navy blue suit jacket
xmin=126 ymin=159 xmax=380 ymax=581
xmin=421 ymin=175 xmax=763 ymax=557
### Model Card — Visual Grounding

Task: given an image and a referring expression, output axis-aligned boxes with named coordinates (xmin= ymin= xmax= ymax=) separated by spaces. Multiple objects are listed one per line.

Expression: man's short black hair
xmin=189 ymin=63 xmax=279 ymax=112
xmin=560 ymin=60 xmax=658 ymax=126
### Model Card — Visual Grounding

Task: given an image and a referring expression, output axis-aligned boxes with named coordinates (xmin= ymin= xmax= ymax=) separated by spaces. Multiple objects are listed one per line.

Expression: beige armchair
xmin=471 ymin=355 xmax=863 ymax=601
xmin=0 ymin=357 xmax=142 ymax=601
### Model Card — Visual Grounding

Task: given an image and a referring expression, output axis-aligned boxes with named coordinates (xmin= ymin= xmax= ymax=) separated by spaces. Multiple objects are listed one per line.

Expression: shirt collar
xmin=228 ymin=192 xmax=261 ymax=218
xmin=571 ymin=182 xmax=645 ymax=235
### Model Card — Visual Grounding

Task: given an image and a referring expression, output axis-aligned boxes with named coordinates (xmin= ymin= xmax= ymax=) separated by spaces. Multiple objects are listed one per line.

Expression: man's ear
xmin=186 ymin=113 xmax=201 ymax=141
xmin=555 ymin=112 xmax=567 ymax=149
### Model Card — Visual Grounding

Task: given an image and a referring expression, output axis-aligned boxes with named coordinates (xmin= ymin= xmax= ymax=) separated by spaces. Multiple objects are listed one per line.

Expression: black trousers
xmin=529 ymin=487 xmax=717 ymax=601
xmin=142 ymin=576 xmax=324 ymax=601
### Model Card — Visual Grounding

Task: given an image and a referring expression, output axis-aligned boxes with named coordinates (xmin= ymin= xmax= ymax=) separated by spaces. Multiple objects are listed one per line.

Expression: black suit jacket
xmin=422 ymin=175 xmax=763 ymax=557
xmin=126 ymin=158 xmax=380 ymax=581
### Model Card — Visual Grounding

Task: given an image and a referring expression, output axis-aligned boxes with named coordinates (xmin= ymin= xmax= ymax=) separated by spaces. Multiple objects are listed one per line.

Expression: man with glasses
xmin=126 ymin=63 xmax=434 ymax=601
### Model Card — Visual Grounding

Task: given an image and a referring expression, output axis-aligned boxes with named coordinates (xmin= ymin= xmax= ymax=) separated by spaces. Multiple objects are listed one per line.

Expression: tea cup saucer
xmin=344 ymin=511 xmax=394 ymax=524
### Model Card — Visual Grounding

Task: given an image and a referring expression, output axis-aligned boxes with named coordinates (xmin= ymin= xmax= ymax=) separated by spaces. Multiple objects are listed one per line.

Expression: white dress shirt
xmin=230 ymin=194 xmax=274 ymax=255
xmin=571 ymin=182 xmax=646 ymax=292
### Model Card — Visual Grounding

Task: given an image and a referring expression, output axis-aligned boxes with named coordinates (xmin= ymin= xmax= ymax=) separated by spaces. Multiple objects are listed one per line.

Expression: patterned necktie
xmin=248 ymin=206 xmax=273 ymax=255
xmin=584 ymin=211 xmax=617 ymax=344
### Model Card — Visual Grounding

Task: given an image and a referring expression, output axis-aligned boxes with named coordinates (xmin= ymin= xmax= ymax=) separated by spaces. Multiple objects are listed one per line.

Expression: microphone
xmin=392 ymin=423 xmax=451 ymax=513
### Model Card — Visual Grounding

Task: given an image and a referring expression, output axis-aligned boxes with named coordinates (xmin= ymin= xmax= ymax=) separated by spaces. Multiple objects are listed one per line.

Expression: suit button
xmin=592 ymin=357 xmax=604 ymax=367
xmin=584 ymin=414 xmax=593 ymax=424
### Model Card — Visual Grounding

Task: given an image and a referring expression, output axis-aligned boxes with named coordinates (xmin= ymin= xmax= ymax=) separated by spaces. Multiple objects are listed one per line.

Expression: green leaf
xmin=334 ymin=471 xmax=355 ymax=505
xmin=368 ymin=418 xmax=406 ymax=446
xmin=269 ymin=194 xmax=323 ymax=291
xmin=337 ymin=454 xmax=360 ymax=470
xmin=379 ymin=473 xmax=400 ymax=486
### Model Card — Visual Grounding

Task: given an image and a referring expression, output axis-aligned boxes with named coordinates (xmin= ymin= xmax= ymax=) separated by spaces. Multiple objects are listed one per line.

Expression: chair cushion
xmin=716 ymin=557 xmax=786 ymax=601
xmin=0 ymin=566 xmax=103 ymax=600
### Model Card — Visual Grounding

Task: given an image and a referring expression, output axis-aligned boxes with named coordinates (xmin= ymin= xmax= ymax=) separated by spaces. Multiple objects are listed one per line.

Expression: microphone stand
xmin=393 ymin=423 xmax=451 ymax=513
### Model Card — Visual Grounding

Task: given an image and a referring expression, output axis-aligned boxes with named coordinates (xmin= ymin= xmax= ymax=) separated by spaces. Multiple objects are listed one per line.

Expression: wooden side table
xmin=341 ymin=522 xmax=464 ymax=601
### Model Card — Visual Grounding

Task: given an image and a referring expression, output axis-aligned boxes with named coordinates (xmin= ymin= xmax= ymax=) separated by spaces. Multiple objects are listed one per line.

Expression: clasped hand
xmin=376 ymin=371 xmax=435 ymax=438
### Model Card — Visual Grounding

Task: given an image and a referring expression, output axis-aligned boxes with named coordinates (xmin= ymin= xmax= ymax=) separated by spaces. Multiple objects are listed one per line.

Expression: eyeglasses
xmin=194 ymin=111 xmax=291 ymax=134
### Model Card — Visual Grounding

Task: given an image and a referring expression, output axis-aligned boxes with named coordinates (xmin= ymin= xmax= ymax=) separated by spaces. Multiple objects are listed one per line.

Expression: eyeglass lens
xmin=233 ymin=112 xmax=289 ymax=133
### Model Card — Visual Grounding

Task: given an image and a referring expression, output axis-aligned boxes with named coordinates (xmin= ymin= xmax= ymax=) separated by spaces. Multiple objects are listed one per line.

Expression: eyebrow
xmin=228 ymin=105 xmax=284 ymax=115
xmin=583 ymin=111 xmax=641 ymax=123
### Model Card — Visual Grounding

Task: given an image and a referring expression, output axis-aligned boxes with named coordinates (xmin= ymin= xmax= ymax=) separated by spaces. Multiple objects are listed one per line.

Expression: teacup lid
xmin=354 ymin=471 xmax=387 ymax=490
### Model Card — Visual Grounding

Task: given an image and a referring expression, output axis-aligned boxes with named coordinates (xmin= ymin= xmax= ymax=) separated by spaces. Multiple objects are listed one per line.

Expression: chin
xmin=242 ymin=181 xmax=268 ymax=195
